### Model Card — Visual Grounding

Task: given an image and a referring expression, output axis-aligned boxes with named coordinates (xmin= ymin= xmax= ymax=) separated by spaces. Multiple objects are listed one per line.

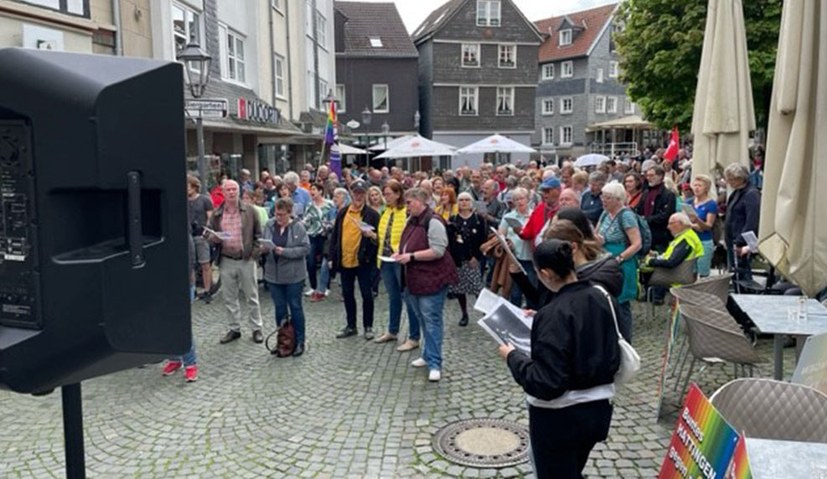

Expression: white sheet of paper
xmin=379 ymin=255 xmax=397 ymax=263
xmin=681 ymin=203 xmax=698 ymax=219
xmin=474 ymin=288 xmax=502 ymax=315
xmin=489 ymin=226 xmax=527 ymax=275
xmin=741 ymin=231 xmax=759 ymax=252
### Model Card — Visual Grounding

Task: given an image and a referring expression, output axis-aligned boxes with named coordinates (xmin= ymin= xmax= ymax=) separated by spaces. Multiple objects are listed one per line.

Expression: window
xmin=595 ymin=96 xmax=606 ymax=113
xmin=596 ymin=68 xmax=604 ymax=83
xmin=560 ymin=126 xmax=573 ymax=145
xmin=459 ymin=86 xmax=478 ymax=115
xmin=22 ymin=0 xmax=87 ymax=17
xmin=461 ymin=43 xmax=480 ymax=67
xmin=372 ymin=84 xmax=389 ymax=113
xmin=607 ymin=96 xmax=617 ymax=113
xmin=275 ymin=55 xmax=286 ymax=98
xmin=476 ymin=0 xmax=501 ymax=27
xmin=224 ymin=29 xmax=246 ymax=83
xmin=172 ymin=3 xmax=201 ymax=59
xmin=496 ymin=87 xmax=514 ymax=115
xmin=609 ymin=61 xmax=619 ymax=78
xmin=559 ymin=29 xmax=572 ymax=46
xmin=315 ymin=12 xmax=327 ymax=48
xmin=560 ymin=97 xmax=573 ymax=114
xmin=543 ymin=128 xmax=554 ymax=145
xmin=336 ymin=84 xmax=346 ymax=113
xmin=542 ymin=63 xmax=554 ymax=80
xmin=542 ymin=98 xmax=554 ymax=115
xmin=369 ymin=37 xmax=383 ymax=48
xmin=498 ymin=44 xmax=516 ymax=68
xmin=625 ymin=99 xmax=636 ymax=114
xmin=319 ymin=79 xmax=328 ymax=108
xmin=561 ymin=61 xmax=573 ymax=78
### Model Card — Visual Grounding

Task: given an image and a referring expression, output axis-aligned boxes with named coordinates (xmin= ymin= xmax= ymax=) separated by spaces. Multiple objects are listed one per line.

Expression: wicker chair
xmin=674 ymin=305 xmax=765 ymax=399
xmin=710 ymin=378 xmax=827 ymax=443
xmin=681 ymin=273 xmax=732 ymax=304
xmin=645 ymin=258 xmax=698 ymax=320
xmin=671 ymin=287 xmax=725 ymax=310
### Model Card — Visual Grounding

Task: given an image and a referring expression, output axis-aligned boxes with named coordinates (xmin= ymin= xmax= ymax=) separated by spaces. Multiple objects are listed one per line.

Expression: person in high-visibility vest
xmin=640 ymin=212 xmax=704 ymax=289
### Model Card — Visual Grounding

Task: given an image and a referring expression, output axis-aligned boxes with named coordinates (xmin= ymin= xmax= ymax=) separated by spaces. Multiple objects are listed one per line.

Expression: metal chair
xmin=710 ymin=378 xmax=827 ymax=443
xmin=645 ymin=258 xmax=698 ymax=320
xmin=671 ymin=287 xmax=725 ymax=310
xmin=674 ymin=304 xmax=765 ymax=399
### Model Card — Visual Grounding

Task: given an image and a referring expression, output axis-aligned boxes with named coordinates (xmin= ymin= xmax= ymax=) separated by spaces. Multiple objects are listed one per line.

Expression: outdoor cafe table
xmin=730 ymin=294 xmax=827 ymax=380
xmin=746 ymin=438 xmax=827 ymax=478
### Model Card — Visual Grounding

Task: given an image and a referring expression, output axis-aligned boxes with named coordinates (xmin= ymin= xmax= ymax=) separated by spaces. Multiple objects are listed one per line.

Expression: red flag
xmin=663 ymin=126 xmax=679 ymax=161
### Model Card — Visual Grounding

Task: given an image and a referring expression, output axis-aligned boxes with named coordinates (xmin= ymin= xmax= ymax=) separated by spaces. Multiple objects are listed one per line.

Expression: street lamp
xmin=414 ymin=110 xmax=421 ymax=131
xmin=360 ymin=107 xmax=373 ymax=168
xmin=381 ymin=121 xmax=390 ymax=149
xmin=177 ymin=40 xmax=212 ymax=193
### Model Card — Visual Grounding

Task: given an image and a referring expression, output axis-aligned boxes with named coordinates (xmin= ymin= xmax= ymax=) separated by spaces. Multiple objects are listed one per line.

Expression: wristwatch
xmin=409 ymin=253 xmax=416 ymax=263
xmin=616 ymin=254 xmax=624 ymax=263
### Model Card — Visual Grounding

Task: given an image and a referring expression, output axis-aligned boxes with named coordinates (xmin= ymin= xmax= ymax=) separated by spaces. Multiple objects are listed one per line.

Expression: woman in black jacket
xmin=499 ymin=239 xmax=620 ymax=478
xmin=447 ymin=192 xmax=488 ymax=326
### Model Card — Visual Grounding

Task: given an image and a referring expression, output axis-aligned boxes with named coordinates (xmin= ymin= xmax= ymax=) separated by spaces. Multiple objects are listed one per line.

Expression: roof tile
xmin=335 ymin=2 xmax=418 ymax=57
xmin=535 ymin=2 xmax=617 ymax=63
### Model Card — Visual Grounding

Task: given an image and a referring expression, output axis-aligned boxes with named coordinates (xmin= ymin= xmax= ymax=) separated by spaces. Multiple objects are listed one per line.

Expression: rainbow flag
xmin=725 ymin=436 xmax=753 ymax=479
xmin=324 ymin=98 xmax=337 ymax=145
xmin=659 ymin=384 xmax=740 ymax=479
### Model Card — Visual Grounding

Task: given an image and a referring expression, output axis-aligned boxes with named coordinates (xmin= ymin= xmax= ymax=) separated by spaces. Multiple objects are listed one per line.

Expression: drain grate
xmin=432 ymin=418 xmax=530 ymax=468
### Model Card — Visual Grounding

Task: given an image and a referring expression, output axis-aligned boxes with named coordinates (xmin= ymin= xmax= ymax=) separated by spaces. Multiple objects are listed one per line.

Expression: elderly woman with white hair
xmin=596 ymin=181 xmax=641 ymax=343
xmin=447 ymin=191 xmax=488 ymax=326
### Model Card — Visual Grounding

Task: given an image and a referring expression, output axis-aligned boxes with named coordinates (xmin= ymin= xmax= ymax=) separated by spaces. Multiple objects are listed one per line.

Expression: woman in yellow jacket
xmin=374 ymin=180 xmax=421 ymax=352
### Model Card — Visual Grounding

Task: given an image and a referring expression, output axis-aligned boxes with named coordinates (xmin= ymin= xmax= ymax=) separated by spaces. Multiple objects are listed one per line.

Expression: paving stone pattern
xmin=0 ymin=286 xmax=795 ymax=478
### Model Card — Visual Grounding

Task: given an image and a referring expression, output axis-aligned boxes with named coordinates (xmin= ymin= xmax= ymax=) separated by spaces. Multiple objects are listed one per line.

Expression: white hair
xmin=671 ymin=212 xmax=692 ymax=227
xmin=601 ymin=181 xmax=627 ymax=202
xmin=283 ymin=171 xmax=299 ymax=185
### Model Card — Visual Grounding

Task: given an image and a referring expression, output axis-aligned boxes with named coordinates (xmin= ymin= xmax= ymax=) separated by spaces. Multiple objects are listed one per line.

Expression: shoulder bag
xmin=594 ymin=285 xmax=641 ymax=384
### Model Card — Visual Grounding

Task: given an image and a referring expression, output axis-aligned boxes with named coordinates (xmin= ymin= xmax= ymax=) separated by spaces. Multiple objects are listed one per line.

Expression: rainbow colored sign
xmin=725 ymin=436 xmax=752 ymax=479
xmin=659 ymin=384 xmax=740 ymax=479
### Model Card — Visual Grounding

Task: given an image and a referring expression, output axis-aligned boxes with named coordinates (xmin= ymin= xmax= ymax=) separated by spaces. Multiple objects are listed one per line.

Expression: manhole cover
xmin=432 ymin=418 xmax=530 ymax=468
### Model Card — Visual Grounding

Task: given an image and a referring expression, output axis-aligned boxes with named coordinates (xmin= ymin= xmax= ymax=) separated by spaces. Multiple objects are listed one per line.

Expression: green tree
xmin=615 ymin=0 xmax=781 ymax=132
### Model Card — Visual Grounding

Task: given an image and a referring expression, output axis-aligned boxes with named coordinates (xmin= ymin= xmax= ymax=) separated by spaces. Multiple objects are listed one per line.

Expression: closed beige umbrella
xmin=758 ymin=0 xmax=827 ymax=297
xmin=691 ymin=0 xmax=755 ymax=177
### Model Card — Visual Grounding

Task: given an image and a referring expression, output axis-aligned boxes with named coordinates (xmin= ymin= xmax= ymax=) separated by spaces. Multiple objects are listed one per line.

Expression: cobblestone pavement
xmin=0 ymin=283 xmax=795 ymax=478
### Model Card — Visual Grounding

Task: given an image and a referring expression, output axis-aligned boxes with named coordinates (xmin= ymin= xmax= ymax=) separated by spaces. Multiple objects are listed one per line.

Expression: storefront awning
xmin=586 ymin=115 xmax=653 ymax=132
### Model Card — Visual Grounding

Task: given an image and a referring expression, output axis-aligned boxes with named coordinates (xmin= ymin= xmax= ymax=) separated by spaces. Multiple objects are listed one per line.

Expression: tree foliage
xmin=614 ymin=0 xmax=782 ymax=132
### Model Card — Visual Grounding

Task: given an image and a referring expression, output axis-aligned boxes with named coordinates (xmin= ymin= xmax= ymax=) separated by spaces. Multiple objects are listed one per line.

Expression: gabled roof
xmin=334 ymin=2 xmax=418 ymax=58
xmin=411 ymin=0 xmax=465 ymax=44
xmin=535 ymin=2 xmax=618 ymax=63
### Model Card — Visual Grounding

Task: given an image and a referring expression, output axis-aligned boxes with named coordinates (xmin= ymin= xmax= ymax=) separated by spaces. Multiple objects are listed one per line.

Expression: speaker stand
xmin=61 ymin=383 xmax=86 ymax=479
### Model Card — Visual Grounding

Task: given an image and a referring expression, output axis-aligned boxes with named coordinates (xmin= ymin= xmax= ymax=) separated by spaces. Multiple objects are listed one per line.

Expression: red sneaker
xmin=162 ymin=360 xmax=182 ymax=376
xmin=309 ymin=291 xmax=325 ymax=302
xmin=184 ymin=365 xmax=198 ymax=382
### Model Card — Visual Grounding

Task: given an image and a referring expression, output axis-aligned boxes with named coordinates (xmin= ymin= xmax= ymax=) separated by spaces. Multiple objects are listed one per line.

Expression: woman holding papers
xmin=263 ymin=198 xmax=311 ymax=356
xmin=498 ymin=187 xmax=536 ymax=309
xmin=374 ymin=180 xmax=420 ymax=351
xmin=498 ymin=239 xmax=620 ymax=478
xmin=686 ymin=174 xmax=718 ymax=278
xmin=447 ymin=192 xmax=488 ymax=326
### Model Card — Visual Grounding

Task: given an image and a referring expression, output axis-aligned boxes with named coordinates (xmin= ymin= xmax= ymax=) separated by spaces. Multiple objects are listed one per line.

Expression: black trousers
xmin=340 ymin=264 xmax=374 ymax=330
xmin=529 ymin=399 xmax=613 ymax=479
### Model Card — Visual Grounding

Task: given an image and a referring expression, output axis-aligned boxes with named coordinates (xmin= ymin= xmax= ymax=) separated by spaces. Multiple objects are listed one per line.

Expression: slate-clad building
xmin=334 ymin=1 xmax=419 ymax=148
xmin=413 ymin=0 xmax=543 ymax=168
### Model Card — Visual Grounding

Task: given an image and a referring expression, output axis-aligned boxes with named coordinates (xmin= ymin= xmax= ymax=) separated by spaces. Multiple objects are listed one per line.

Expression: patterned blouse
xmin=303 ymin=199 xmax=335 ymax=237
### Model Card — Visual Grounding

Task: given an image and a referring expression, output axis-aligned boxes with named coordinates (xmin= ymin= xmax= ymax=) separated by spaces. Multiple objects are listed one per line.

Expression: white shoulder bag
xmin=594 ymin=285 xmax=641 ymax=384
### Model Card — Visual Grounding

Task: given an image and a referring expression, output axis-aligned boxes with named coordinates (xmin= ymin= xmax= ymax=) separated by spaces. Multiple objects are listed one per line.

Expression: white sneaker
xmin=303 ymin=288 xmax=314 ymax=297
xmin=324 ymin=289 xmax=330 ymax=297
xmin=411 ymin=357 xmax=427 ymax=368
xmin=428 ymin=369 xmax=441 ymax=382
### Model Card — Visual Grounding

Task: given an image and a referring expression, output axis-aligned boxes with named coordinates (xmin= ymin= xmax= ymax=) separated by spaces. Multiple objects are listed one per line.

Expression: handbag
xmin=265 ymin=317 xmax=295 ymax=357
xmin=594 ymin=285 xmax=641 ymax=384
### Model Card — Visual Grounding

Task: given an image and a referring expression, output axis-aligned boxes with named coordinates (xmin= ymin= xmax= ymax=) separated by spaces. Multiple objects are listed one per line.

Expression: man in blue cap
xmin=511 ymin=176 xmax=562 ymax=246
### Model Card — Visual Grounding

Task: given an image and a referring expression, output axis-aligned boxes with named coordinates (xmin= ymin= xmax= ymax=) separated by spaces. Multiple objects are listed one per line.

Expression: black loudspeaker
xmin=0 ymin=48 xmax=191 ymax=394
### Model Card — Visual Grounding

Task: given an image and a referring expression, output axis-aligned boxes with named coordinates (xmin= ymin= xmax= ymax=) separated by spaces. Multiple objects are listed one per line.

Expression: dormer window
xmin=559 ymin=29 xmax=572 ymax=46
xmin=369 ymin=37 xmax=383 ymax=48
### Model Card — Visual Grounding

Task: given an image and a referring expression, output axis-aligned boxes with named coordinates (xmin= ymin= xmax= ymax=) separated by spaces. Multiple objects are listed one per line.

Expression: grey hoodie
xmin=262 ymin=219 xmax=310 ymax=284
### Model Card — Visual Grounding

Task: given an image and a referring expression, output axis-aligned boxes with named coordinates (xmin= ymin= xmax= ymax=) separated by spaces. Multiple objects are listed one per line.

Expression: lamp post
xmin=177 ymin=40 xmax=212 ymax=193
xmin=361 ymin=107 xmax=372 ymax=167
xmin=321 ymin=89 xmax=339 ymax=169
xmin=414 ymin=110 xmax=421 ymax=132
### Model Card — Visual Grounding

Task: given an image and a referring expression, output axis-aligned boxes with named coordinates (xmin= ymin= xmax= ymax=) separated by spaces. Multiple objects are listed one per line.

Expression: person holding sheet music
xmin=498 ymin=187 xmax=536 ymax=309
xmin=447 ymin=192 xmax=488 ymax=327
xmin=723 ymin=163 xmax=761 ymax=282
xmin=498 ymin=239 xmax=620 ymax=478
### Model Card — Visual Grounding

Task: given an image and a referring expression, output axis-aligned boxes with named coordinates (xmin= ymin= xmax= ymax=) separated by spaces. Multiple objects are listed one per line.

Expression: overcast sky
xmin=349 ymin=0 xmax=618 ymax=33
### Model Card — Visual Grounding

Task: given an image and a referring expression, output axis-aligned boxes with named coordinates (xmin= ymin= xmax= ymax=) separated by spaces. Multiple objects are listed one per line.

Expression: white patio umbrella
xmin=368 ymin=134 xmax=414 ymax=151
xmin=337 ymin=143 xmax=371 ymax=155
xmin=758 ymin=0 xmax=827 ymax=297
xmin=690 ymin=0 xmax=755 ymax=178
xmin=574 ymin=153 xmax=609 ymax=168
xmin=374 ymin=135 xmax=456 ymax=159
xmin=456 ymin=134 xmax=536 ymax=155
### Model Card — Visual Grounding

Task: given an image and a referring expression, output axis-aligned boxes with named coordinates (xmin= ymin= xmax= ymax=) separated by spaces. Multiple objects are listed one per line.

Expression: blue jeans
xmin=170 ymin=342 xmax=197 ymax=366
xmin=306 ymin=235 xmax=326 ymax=291
xmin=405 ymin=286 xmax=447 ymax=370
xmin=509 ymin=260 xmax=538 ymax=310
xmin=381 ymin=262 xmax=412 ymax=337
xmin=341 ymin=264 xmax=374 ymax=330
xmin=319 ymin=256 xmax=331 ymax=292
xmin=267 ymin=281 xmax=306 ymax=346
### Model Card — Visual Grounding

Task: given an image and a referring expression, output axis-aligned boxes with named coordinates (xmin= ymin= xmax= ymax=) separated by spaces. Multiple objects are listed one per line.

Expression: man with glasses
xmin=636 ymin=165 xmax=676 ymax=253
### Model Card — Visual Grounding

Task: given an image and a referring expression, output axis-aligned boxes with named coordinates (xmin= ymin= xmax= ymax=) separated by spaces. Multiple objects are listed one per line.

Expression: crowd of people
xmin=175 ymin=146 xmax=764 ymax=476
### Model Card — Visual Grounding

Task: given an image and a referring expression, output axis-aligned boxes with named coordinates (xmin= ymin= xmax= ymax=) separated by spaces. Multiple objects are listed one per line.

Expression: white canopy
xmin=374 ymin=135 xmax=456 ymax=159
xmin=456 ymin=134 xmax=536 ymax=155
xmin=368 ymin=134 xmax=415 ymax=151
xmin=337 ymin=143 xmax=370 ymax=155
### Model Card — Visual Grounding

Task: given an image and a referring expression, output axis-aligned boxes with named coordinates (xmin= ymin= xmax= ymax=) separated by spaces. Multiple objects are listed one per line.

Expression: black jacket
xmin=506 ymin=281 xmax=620 ymax=401
xmin=725 ymin=184 xmax=761 ymax=248
xmin=511 ymin=254 xmax=623 ymax=308
xmin=328 ymin=205 xmax=380 ymax=272
xmin=635 ymin=183 xmax=676 ymax=251
xmin=447 ymin=212 xmax=487 ymax=266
